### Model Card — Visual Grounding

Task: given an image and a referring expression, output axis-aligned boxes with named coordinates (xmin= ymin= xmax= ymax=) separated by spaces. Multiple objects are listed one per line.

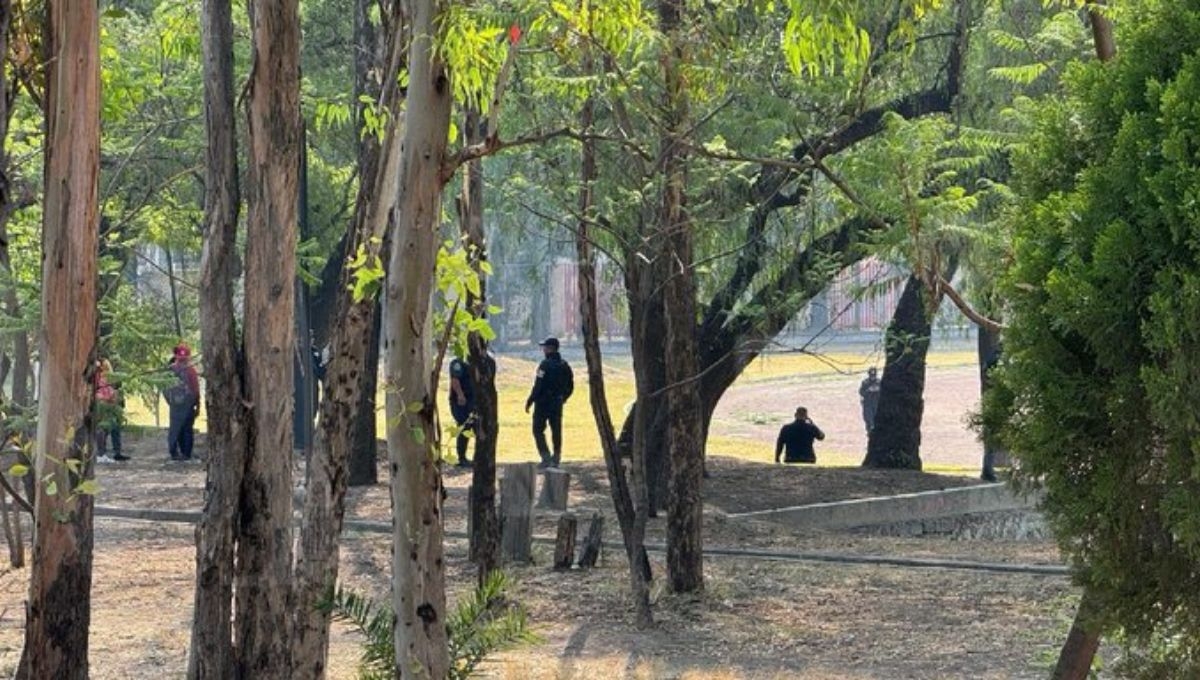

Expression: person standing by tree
xmin=775 ymin=406 xmax=825 ymax=464
xmin=94 ymin=358 xmax=128 ymax=462
xmin=859 ymin=366 xmax=881 ymax=434
xmin=525 ymin=337 xmax=573 ymax=468
xmin=166 ymin=343 xmax=201 ymax=461
xmin=448 ymin=354 xmax=475 ymax=468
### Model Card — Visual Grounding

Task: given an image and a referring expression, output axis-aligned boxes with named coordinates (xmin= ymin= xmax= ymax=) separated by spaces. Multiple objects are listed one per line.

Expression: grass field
xmin=128 ymin=349 xmax=979 ymax=467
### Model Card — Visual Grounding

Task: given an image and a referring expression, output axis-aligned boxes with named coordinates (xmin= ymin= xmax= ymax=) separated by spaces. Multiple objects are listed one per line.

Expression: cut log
xmin=577 ymin=512 xmax=604 ymax=568
xmin=553 ymin=513 xmax=577 ymax=570
xmin=499 ymin=462 xmax=536 ymax=564
xmin=537 ymin=468 xmax=570 ymax=511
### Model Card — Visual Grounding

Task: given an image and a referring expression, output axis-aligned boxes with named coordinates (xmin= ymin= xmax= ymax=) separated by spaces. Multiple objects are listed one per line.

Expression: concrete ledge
xmin=726 ymin=483 xmax=1039 ymax=529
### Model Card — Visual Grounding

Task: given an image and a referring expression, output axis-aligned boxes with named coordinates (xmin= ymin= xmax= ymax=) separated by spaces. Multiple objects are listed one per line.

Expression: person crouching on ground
xmin=775 ymin=406 xmax=825 ymax=464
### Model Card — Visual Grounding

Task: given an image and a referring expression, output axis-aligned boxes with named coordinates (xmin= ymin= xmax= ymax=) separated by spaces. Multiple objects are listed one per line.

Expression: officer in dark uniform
xmin=775 ymin=406 xmax=825 ymax=464
xmin=448 ymin=355 xmax=475 ymax=467
xmin=525 ymin=337 xmax=574 ymax=468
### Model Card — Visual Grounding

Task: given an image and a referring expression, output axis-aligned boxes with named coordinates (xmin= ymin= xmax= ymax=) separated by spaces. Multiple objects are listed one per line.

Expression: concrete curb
xmin=726 ymin=483 xmax=1040 ymax=529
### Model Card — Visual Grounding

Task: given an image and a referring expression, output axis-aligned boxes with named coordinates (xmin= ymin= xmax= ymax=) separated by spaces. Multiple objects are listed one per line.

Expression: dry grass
xmin=123 ymin=349 xmax=979 ymax=469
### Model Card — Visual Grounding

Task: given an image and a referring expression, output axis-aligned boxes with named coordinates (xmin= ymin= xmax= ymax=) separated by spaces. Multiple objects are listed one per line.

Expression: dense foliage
xmin=987 ymin=1 xmax=1200 ymax=670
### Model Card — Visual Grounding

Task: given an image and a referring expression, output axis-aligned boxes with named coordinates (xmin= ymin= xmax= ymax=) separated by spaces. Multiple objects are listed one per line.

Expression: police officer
xmin=448 ymin=355 xmax=475 ymax=468
xmin=525 ymin=337 xmax=574 ymax=468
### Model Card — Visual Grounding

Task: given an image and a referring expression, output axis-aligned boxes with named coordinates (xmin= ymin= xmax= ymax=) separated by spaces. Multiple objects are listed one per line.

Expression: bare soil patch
xmin=0 ymin=430 xmax=1072 ymax=679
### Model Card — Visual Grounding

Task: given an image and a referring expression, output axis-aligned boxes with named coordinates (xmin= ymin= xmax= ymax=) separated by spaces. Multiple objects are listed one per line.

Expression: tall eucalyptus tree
xmin=20 ymin=0 xmax=100 ymax=676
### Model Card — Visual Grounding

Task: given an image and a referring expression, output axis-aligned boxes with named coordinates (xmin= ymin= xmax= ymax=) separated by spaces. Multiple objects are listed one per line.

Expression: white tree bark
xmin=384 ymin=0 xmax=452 ymax=675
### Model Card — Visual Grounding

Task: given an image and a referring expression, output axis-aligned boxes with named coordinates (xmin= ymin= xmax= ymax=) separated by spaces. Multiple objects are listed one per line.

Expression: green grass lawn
xmin=126 ymin=349 xmax=978 ymax=467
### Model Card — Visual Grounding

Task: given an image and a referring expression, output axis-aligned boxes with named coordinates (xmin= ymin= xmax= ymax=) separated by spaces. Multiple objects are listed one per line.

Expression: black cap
xmin=538 ymin=336 xmax=560 ymax=349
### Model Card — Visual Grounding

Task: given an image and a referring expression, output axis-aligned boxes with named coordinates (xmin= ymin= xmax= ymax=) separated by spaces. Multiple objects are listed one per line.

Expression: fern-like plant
xmin=321 ymin=570 xmax=535 ymax=679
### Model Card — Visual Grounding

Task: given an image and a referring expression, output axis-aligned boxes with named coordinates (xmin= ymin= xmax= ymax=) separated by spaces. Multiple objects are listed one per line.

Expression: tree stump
xmin=577 ymin=512 xmax=604 ymax=568
xmin=553 ymin=513 xmax=577 ymax=570
xmin=537 ymin=468 xmax=570 ymax=511
xmin=499 ymin=463 xmax=536 ymax=564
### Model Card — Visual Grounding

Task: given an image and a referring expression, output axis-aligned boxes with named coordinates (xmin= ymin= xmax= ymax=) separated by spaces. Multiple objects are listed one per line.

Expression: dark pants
xmin=532 ymin=402 xmax=563 ymax=465
xmin=96 ymin=426 xmax=122 ymax=456
xmin=169 ymin=403 xmax=197 ymax=460
xmin=451 ymin=404 xmax=475 ymax=465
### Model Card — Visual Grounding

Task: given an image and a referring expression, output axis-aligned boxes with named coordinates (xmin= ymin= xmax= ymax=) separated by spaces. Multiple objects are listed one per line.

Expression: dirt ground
xmin=0 ymin=427 xmax=1075 ymax=679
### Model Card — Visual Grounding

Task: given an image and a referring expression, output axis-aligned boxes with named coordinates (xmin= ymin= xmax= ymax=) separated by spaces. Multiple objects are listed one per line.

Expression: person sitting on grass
xmin=775 ymin=406 xmax=825 ymax=464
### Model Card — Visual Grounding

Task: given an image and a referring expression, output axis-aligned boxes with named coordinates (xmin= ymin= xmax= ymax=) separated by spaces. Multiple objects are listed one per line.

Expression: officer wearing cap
xmin=525 ymin=337 xmax=574 ymax=468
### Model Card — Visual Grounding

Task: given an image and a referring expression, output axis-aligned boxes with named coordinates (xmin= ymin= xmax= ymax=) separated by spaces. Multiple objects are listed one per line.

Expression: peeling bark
xmin=21 ymin=1 xmax=100 ymax=677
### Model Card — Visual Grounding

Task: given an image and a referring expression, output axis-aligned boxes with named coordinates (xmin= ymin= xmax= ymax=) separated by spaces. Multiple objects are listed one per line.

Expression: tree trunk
xmin=459 ymin=107 xmax=500 ymax=584
xmin=977 ymin=321 xmax=1005 ymax=481
xmin=621 ymin=215 xmax=878 ymax=492
xmin=863 ymin=275 xmax=935 ymax=470
xmin=1052 ymin=588 xmax=1102 ymax=680
xmin=384 ymin=0 xmax=451 ymax=673
xmin=291 ymin=10 xmax=406 ymax=675
xmin=1088 ymin=1 xmax=1115 ymax=62
xmin=658 ymin=0 xmax=703 ymax=594
xmin=189 ymin=0 xmax=246 ymax=677
xmin=348 ymin=311 xmax=381 ymax=486
xmin=237 ymin=0 xmax=301 ymax=675
xmin=311 ymin=0 xmax=387 ymax=488
xmin=611 ymin=3 xmax=976 ymax=479
xmin=21 ymin=1 xmax=100 ymax=676
xmin=623 ymin=258 xmax=669 ymax=516
xmin=575 ymin=70 xmax=652 ymax=626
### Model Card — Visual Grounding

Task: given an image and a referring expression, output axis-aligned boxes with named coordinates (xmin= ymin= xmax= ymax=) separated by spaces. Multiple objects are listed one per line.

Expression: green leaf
xmin=9 ymin=464 xmax=28 ymax=477
xmin=75 ymin=479 xmax=101 ymax=496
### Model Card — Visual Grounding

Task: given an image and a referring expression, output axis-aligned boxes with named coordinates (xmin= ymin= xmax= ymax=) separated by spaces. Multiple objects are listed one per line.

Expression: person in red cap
xmin=166 ymin=343 xmax=201 ymax=461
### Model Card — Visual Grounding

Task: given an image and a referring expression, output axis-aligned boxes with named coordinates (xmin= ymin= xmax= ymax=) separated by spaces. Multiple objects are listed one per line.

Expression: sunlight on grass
xmin=123 ymin=348 xmax=978 ymax=471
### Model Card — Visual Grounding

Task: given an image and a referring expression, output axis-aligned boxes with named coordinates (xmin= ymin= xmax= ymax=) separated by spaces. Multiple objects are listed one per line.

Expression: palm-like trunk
xmin=384 ymin=0 xmax=451 ymax=673
xmin=189 ymin=0 xmax=245 ymax=676
xmin=21 ymin=1 xmax=100 ymax=676
xmin=237 ymin=0 xmax=301 ymax=675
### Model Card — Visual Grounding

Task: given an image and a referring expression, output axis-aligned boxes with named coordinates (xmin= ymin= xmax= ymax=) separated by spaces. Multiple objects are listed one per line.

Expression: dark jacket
xmin=526 ymin=352 xmax=573 ymax=410
xmin=775 ymin=419 xmax=825 ymax=463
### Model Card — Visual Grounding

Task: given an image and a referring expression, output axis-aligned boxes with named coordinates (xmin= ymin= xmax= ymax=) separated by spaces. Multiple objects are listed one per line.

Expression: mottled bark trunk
xmin=1052 ymin=588 xmax=1102 ymax=680
xmin=863 ymin=275 xmax=934 ymax=470
xmin=576 ymin=81 xmax=652 ymax=626
xmin=658 ymin=0 xmax=703 ymax=594
xmin=21 ymin=1 xmax=100 ymax=676
xmin=458 ymin=107 xmax=500 ymax=584
xmin=188 ymin=0 xmax=245 ymax=676
xmin=291 ymin=10 xmax=406 ymax=675
xmin=384 ymin=0 xmax=450 ymax=673
xmin=237 ymin=0 xmax=301 ymax=675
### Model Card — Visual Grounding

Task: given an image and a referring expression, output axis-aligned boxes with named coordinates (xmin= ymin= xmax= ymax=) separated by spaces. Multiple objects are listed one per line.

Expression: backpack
xmin=560 ymin=360 xmax=574 ymax=402
xmin=163 ymin=370 xmax=192 ymax=407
